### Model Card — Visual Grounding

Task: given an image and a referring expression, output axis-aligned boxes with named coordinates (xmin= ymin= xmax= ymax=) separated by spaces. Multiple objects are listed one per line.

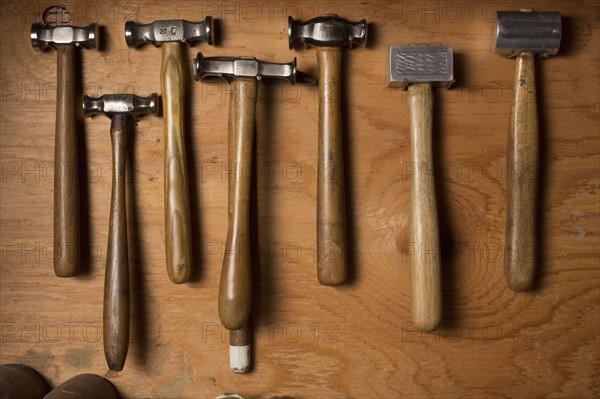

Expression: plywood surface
xmin=1 ymin=1 xmax=599 ymax=398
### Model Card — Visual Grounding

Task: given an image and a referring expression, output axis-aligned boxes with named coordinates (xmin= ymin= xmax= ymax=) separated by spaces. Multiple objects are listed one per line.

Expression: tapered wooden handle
xmin=316 ymin=46 xmax=347 ymax=286
xmin=219 ymin=78 xmax=257 ymax=331
xmin=161 ymin=42 xmax=193 ymax=284
xmin=103 ymin=114 xmax=130 ymax=372
xmin=505 ymin=52 xmax=538 ymax=292
xmin=408 ymin=83 xmax=441 ymax=331
xmin=54 ymin=45 xmax=80 ymax=277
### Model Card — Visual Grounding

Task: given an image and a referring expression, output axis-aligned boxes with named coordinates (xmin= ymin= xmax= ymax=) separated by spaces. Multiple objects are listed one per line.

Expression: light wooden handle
xmin=103 ymin=114 xmax=130 ymax=372
xmin=408 ymin=83 xmax=441 ymax=331
xmin=505 ymin=52 xmax=538 ymax=292
xmin=54 ymin=45 xmax=80 ymax=277
xmin=219 ymin=78 xmax=257 ymax=331
xmin=161 ymin=42 xmax=193 ymax=284
xmin=316 ymin=46 xmax=347 ymax=286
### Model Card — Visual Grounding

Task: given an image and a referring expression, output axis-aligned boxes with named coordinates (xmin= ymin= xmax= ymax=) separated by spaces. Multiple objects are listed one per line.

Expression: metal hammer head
xmin=193 ymin=53 xmax=300 ymax=84
xmin=388 ymin=45 xmax=454 ymax=90
xmin=125 ymin=18 xmax=213 ymax=47
xmin=31 ymin=23 xmax=98 ymax=51
xmin=288 ymin=15 xmax=367 ymax=49
xmin=495 ymin=11 xmax=562 ymax=58
xmin=82 ymin=94 xmax=159 ymax=119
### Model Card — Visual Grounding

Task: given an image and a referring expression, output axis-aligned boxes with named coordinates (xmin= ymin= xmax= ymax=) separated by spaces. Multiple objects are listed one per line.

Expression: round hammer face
xmin=495 ymin=11 xmax=561 ymax=57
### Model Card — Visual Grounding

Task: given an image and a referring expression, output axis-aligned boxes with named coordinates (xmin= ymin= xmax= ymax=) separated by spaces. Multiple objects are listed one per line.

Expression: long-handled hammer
xmin=389 ymin=45 xmax=454 ymax=331
xmin=31 ymin=14 xmax=98 ymax=277
xmin=495 ymin=11 xmax=562 ymax=291
xmin=288 ymin=15 xmax=367 ymax=285
xmin=125 ymin=18 xmax=214 ymax=283
xmin=83 ymin=93 xmax=159 ymax=371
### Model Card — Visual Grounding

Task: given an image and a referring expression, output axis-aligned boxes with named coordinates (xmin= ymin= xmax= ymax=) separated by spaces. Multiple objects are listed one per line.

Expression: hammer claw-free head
xmin=82 ymin=93 xmax=159 ymax=120
xmin=288 ymin=15 xmax=367 ymax=49
xmin=31 ymin=23 xmax=99 ymax=50
xmin=125 ymin=18 xmax=214 ymax=47
xmin=388 ymin=45 xmax=454 ymax=90
xmin=495 ymin=11 xmax=562 ymax=58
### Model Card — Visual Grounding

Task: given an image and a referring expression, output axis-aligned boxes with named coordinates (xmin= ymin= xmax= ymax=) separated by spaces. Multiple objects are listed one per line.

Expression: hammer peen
xmin=31 ymin=11 xmax=99 ymax=277
xmin=495 ymin=11 xmax=562 ymax=291
xmin=288 ymin=15 xmax=367 ymax=285
xmin=125 ymin=18 xmax=214 ymax=283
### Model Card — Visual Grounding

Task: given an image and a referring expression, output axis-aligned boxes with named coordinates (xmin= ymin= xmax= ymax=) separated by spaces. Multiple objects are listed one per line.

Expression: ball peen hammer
xmin=495 ymin=11 xmax=562 ymax=291
xmin=389 ymin=45 xmax=454 ymax=331
xmin=83 ymin=93 xmax=159 ymax=371
xmin=288 ymin=15 xmax=367 ymax=285
xmin=125 ymin=18 xmax=214 ymax=283
xmin=31 ymin=12 xmax=99 ymax=277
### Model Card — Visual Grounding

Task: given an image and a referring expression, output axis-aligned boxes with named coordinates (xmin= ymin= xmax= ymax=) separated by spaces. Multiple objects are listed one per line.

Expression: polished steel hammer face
xmin=389 ymin=45 xmax=454 ymax=332
xmin=495 ymin=11 xmax=561 ymax=292
xmin=288 ymin=15 xmax=367 ymax=286
xmin=83 ymin=93 xmax=158 ymax=372
xmin=125 ymin=17 xmax=214 ymax=284
xmin=194 ymin=54 xmax=308 ymax=373
xmin=31 ymin=15 xmax=98 ymax=278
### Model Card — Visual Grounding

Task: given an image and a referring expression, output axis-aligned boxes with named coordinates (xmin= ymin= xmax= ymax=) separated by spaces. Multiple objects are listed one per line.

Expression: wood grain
xmin=0 ymin=1 xmax=598 ymax=398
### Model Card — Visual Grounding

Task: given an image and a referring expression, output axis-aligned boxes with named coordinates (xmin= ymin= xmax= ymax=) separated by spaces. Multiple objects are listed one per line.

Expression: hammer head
xmin=125 ymin=18 xmax=213 ymax=47
xmin=31 ymin=23 xmax=98 ymax=51
xmin=388 ymin=45 xmax=454 ymax=90
xmin=82 ymin=94 xmax=159 ymax=119
xmin=193 ymin=53 xmax=299 ymax=84
xmin=288 ymin=15 xmax=367 ymax=49
xmin=495 ymin=11 xmax=561 ymax=58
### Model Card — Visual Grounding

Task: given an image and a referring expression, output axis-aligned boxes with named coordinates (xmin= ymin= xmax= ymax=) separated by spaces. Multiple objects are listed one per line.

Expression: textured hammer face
xmin=288 ymin=15 xmax=367 ymax=49
xmin=494 ymin=11 xmax=562 ymax=57
xmin=389 ymin=45 xmax=454 ymax=89
xmin=193 ymin=53 xmax=298 ymax=84
xmin=82 ymin=94 xmax=159 ymax=118
xmin=125 ymin=18 xmax=213 ymax=47
xmin=30 ymin=24 xmax=98 ymax=50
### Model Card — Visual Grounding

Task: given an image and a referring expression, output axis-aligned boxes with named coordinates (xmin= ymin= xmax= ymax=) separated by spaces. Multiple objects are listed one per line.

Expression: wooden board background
xmin=1 ymin=0 xmax=598 ymax=398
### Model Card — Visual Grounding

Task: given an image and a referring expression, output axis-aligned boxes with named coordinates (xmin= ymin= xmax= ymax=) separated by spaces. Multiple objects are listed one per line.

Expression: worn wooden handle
xmin=161 ymin=42 xmax=193 ymax=284
xmin=219 ymin=78 xmax=257 ymax=331
xmin=54 ymin=45 xmax=80 ymax=277
xmin=408 ymin=83 xmax=441 ymax=331
xmin=505 ymin=52 xmax=538 ymax=292
xmin=103 ymin=114 xmax=130 ymax=372
xmin=316 ymin=47 xmax=347 ymax=286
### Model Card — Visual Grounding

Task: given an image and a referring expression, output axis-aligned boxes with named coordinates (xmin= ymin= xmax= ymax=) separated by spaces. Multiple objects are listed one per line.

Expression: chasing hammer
xmin=288 ymin=15 xmax=367 ymax=285
xmin=389 ymin=45 xmax=455 ymax=331
xmin=125 ymin=18 xmax=214 ymax=283
xmin=83 ymin=93 xmax=159 ymax=371
xmin=495 ymin=11 xmax=562 ymax=291
xmin=31 ymin=10 xmax=99 ymax=277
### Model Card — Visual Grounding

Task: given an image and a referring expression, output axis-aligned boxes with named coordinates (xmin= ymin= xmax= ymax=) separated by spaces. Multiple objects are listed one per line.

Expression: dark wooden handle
xmin=505 ymin=52 xmax=538 ymax=292
xmin=161 ymin=42 xmax=193 ymax=284
xmin=54 ymin=45 xmax=80 ymax=277
xmin=408 ymin=83 xmax=441 ymax=331
xmin=316 ymin=46 xmax=347 ymax=286
xmin=219 ymin=78 xmax=257 ymax=331
xmin=103 ymin=113 xmax=130 ymax=372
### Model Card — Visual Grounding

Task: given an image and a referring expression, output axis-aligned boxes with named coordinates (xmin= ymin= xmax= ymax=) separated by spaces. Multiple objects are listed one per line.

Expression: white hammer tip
xmin=229 ymin=345 xmax=250 ymax=373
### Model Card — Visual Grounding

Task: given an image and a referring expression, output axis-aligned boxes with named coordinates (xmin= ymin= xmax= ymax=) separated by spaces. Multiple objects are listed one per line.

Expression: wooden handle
xmin=53 ymin=45 xmax=80 ymax=277
xmin=316 ymin=47 xmax=347 ymax=286
xmin=219 ymin=78 xmax=257 ymax=331
xmin=408 ymin=83 xmax=441 ymax=331
xmin=0 ymin=364 xmax=49 ymax=399
xmin=103 ymin=114 xmax=130 ymax=372
xmin=505 ymin=52 xmax=538 ymax=292
xmin=161 ymin=42 xmax=193 ymax=284
xmin=44 ymin=374 xmax=118 ymax=399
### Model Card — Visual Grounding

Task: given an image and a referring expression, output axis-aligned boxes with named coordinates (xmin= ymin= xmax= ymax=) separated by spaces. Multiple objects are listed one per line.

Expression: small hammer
xmin=288 ymin=15 xmax=367 ymax=285
xmin=389 ymin=45 xmax=455 ymax=331
xmin=495 ymin=11 xmax=562 ymax=291
xmin=31 ymin=9 xmax=99 ymax=277
xmin=83 ymin=93 xmax=159 ymax=371
xmin=194 ymin=54 xmax=310 ymax=373
xmin=125 ymin=18 xmax=214 ymax=283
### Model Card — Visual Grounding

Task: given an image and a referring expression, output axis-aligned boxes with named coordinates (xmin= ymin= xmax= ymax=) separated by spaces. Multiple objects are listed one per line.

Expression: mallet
xmin=288 ymin=15 xmax=367 ymax=285
xmin=83 ymin=93 xmax=159 ymax=371
xmin=125 ymin=18 xmax=214 ymax=283
xmin=389 ymin=45 xmax=454 ymax=331
xmin=495 ymin=10 xmax=562 ymax=291
xmin=31 ymin=8 xmax=99 ymax=277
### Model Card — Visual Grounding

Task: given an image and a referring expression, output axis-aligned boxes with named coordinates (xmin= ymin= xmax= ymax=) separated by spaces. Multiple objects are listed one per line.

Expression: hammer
xmin=194 ymin=54 xmax=309 ymax=372
xmin=389 ymin=45 xmax=454 ymax=331
xmin=125 ymin=18 xmax=214 ymax=283
xmin=288 ymin=15 xmax=367 ymax=285
xmin=31 ymin=9 xmax=99 ymax=277
xmin=495 ymin=11 xmax=562 ymax=291
xmin=83 ymin=93 xmax=159 ymax=371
